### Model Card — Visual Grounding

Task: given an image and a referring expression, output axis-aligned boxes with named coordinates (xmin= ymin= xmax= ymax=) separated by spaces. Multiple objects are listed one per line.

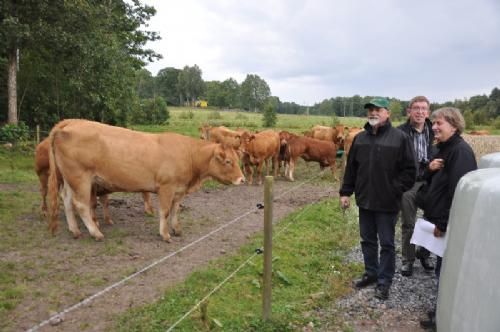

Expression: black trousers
xmin=359 ymin=208 xmax=398 ymax=286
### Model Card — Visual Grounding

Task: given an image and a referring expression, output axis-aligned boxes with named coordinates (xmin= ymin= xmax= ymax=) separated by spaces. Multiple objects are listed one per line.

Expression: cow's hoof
xmin=172 ymin=229 xmax=182 ymax=237
xmin=71 ymin=231 xmax=82 ymax=239
xmin=161 ymin=235 xmax=172 ymax=242
xmin=92 ymin=232 xmax=105 ymax=241
xmin=105 ymin=218 xmax=114 ymax=225
xmin=145 ymin=209 xmax=154 ymax=216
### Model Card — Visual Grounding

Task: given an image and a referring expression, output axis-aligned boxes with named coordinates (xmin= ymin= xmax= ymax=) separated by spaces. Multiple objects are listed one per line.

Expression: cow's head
xmin=238 ymin=131 xmax=256 ymax=154
xmin=209 ymin=144 xmax=245 ymax=185
xmin=199 ymin=124 xmax=211 ymax=140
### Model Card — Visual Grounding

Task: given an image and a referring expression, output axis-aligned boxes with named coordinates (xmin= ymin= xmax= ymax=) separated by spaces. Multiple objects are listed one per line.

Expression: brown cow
xmin=198 ymin=125 xmax=243 ymax=149
xmin=48 ymin=119 xmax=245 ymax=241
xmin=239 ymin=130 xmax=280 ymax=185
xmin=342 ymin=127 xmax=364 ymax=168
xmin=35 ymin=138 xmax=154 ymax=223
xmin=310 ymin=124 xmax=345 ymax=145
xmin=278 ymin=130 xmax=299 ymax=176
xmin=284 ymin=136 xmax=338 ymax=181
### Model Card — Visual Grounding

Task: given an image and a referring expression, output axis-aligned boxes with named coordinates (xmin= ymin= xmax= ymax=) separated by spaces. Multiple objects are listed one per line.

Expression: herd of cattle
xmin=34 ymin=119 xmax=363 ymax=241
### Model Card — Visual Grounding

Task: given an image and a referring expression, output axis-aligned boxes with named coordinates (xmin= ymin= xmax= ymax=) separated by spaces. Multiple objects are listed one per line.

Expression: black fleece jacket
xmin=422 ymin=133 xmax=477 ymax=232
xmin=339 ymin=121 xmax=416 ymax=213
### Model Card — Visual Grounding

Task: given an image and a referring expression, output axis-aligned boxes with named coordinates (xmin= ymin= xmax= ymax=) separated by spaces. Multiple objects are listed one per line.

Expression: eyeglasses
xmin=410 ymin=107 xmax=428 ymax=112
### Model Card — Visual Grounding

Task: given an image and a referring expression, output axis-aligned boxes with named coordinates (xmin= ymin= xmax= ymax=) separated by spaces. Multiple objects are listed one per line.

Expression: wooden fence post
xmin=36 ymin=125 xmax=40 ymax=145
xmin=262 ymin=176 xmax=273 ymax=321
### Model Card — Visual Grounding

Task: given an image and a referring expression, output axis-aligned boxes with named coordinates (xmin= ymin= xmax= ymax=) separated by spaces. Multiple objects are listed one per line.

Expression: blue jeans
xmin=359 ymin=208 xmax=398 ymax=286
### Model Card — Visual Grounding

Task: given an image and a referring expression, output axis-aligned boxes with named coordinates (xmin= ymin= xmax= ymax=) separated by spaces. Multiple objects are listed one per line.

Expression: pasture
xmin=0 ymin=110 xmax=362 ymax=331
xmin=1 ymin=108 xmax=500 ymax=331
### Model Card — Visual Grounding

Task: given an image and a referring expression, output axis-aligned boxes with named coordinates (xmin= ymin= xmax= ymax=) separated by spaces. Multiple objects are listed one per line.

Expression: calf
xmin=239 ymin=130 xmax=280 ymax=185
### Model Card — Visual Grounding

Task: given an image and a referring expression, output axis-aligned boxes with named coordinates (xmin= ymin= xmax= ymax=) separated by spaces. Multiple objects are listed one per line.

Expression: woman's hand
xmin=434 ymin=226 xmax=444 ymax=237
xmin=429 ymin=158 xmax=444 ymax=172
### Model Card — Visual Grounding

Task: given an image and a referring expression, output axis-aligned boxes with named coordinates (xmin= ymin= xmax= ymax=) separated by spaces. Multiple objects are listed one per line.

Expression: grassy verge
xmin=115 ymin=198 xmax=362 ymax=331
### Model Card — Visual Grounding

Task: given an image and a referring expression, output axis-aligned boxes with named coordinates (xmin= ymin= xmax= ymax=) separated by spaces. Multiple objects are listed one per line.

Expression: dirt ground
xmin=8 ymin=176 xmax=336 ymax=332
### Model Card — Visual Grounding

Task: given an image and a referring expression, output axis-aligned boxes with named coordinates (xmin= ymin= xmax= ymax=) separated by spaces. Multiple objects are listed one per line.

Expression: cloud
xmin=143 ymin=0 xmax=500 ymax=104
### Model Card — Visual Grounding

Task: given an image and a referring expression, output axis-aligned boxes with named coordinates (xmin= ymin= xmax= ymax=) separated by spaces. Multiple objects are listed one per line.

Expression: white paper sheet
xmin=410 ymin=218 xmax=448 ymax=257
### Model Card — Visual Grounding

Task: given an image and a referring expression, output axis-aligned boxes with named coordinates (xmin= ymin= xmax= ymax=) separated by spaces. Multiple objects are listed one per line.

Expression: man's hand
xmin=340 ymin=196 xmax=350 ymax=210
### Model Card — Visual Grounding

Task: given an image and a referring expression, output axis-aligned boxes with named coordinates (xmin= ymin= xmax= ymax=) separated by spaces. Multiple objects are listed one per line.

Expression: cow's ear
xmin=215 ymin=145 xmax=226 ymax=161
xmin=249 ymin=134 xmax=256 ymax=141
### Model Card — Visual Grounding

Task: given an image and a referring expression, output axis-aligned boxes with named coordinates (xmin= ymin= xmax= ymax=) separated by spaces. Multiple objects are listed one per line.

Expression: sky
xmin=141 ymin=0 xmax=500 ymax=105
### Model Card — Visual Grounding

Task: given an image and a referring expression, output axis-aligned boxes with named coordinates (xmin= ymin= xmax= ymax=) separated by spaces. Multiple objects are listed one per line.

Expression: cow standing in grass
xmin=48 ymin=119 xmax=245 ymax=241
xmin=281 ymin=134 xmax=338 ymax=181
xmin=239 ymin=130 xmax=280 ymax=185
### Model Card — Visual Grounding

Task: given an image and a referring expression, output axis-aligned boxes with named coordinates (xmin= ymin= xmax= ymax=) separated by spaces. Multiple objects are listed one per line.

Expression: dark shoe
xmin=401 ymin=262 xmax=413 ymax=276
xmin=416 ymin=248 xmax=434 ymax=271
xmin=374 ymin=284 xmax=389 ymax=300
xmin=420 ymin=311 xmax=436 ymax=330
xmin=419 ymin=257 xmax=434 ymax=271
xmin=353 ymin=273 xmax=377 ymax=289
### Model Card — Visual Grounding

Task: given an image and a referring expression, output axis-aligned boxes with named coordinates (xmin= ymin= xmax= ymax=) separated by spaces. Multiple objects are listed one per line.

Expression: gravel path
xmin=318 ymin=230 xmax=438 ymax=331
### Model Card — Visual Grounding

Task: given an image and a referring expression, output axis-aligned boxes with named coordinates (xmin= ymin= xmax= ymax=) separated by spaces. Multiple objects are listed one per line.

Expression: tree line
xmin=1 ymin=1 xmax=499 ymax=134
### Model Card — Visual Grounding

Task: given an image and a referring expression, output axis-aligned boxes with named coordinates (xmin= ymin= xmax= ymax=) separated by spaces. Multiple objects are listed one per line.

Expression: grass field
xmin=131 ymin=106 xmax=367 ymax=138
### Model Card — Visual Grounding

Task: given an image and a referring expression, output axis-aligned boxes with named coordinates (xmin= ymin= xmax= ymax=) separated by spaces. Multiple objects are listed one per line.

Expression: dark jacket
xmin=398 ymin=118 xmax=436 ymax=180
xmin=339 ymin=121 xmax=416 ymax=213
xmin=422 ymin=133 xmax=477 ymax=232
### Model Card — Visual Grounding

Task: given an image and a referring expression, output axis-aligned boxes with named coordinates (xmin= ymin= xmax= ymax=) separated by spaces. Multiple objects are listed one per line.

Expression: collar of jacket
xmin=364 ymin=120 xmax=392 ymax=135
xmin=436 ymin=132 xmax=462 ymax=150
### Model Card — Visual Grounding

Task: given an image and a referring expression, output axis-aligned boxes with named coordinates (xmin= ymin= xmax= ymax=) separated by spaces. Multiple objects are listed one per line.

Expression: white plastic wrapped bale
xmin=437 ymin=168 xmax=500 ymax=332
xmin=478 ymin=152 xmax=500 ymax=169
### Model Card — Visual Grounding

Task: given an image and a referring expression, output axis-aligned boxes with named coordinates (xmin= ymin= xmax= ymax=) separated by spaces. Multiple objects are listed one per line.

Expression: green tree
xmin=156 ymin=67 xmax=181 ymax=106
xmin=177 ymin=64 xmax=204 ymax=106
xmin=1 ymin=0 xmax=161 ymax=128
xmin=240 ymin=74 xmax=270 ymax=112
xmin=389 ymin=100 xmax=403 ymax=122
xmin=262 ymin=97 xmax=278 ymax=127
xmin=136 ymin=69 xmax=156 ymax=99
xmin=463 ymin=109 xmax=475 ymax=130
xmin=132 ymin=96 xmax=168 ymax=125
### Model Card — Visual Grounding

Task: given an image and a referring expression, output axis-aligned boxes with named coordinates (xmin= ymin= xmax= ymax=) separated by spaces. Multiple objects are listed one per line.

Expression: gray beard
xmin=368 ymin=118 xmax=380 ymax=126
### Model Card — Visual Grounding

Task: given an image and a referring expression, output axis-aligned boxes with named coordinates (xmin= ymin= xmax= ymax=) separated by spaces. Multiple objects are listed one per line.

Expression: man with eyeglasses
xmin=398 ymin=96 xmax=435 ymax=277
xmin=340 ymin=97 xmax=416 ymax=300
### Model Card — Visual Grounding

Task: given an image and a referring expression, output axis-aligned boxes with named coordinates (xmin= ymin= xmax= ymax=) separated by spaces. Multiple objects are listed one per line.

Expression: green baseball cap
xmin=364 ymin=97 xmax=390 ymax=109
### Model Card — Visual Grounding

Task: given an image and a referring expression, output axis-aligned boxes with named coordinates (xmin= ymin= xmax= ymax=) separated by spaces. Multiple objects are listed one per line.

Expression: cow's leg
xmin=70 ymin=179 xmax=104 ymax=241
xmin=158 ymin=187 xmax=175 ymax=242
xmin=100 ymin=194 xmax=113 ymax=225
xmin=256 ymin=162 xmax=264 ymax=185
xmin=143 ymin=192 xmax=154 ymax=215
xmin=244 ymin=163 xmax=253 ymax=185
xmin=61 ymin=181 xmax=82 ymax=238
xmin=272 ymin=155 xmax=279 ymax=177
xmin=168 ymin=196 xmax=184 ymax=236
xmin=330 ymin=158 xmax=338 ymax=181
xmin=39 ymin=172 xmax=49 ymax=217
xmin=90 ymin=188 xmax=100 ymax=228
xmin=288 ymin=159 xmax=296 ymax=181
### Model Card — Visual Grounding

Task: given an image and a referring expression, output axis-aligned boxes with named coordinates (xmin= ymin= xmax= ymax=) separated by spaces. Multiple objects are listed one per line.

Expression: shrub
xmin=0 ymin=122 xmax=30 ymax=143
xmin=493 ymin=116 xmax=500 ymax=130
xmin=207 ymin=111 xmax=222 ymax=120
xmin=179 ymin=110 xmax=194 ymax=120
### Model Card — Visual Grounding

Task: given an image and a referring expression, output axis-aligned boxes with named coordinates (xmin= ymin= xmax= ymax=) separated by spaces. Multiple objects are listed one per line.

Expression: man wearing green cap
xmin=339 ymin=97 xmax=416 ymax=300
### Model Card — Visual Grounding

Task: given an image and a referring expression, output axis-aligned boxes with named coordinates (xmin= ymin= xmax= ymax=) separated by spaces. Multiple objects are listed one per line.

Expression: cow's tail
xmin=47 ymin=121 xmax=68 ymax=234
